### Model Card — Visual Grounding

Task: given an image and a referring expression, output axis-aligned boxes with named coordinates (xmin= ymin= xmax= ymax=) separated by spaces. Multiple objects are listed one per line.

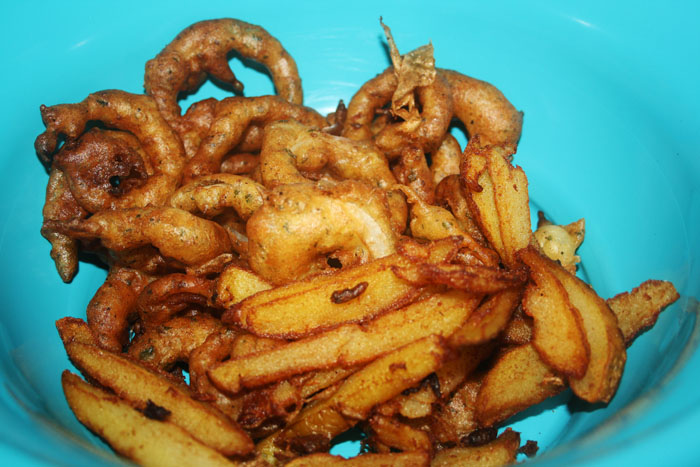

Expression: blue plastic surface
xmin=1 ymin=1 xmax=698 ymax=465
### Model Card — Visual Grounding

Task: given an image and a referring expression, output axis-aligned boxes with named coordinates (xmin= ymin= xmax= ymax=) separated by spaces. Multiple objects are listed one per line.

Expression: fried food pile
xmin=36 ymin=18 xmax=680 ymax=467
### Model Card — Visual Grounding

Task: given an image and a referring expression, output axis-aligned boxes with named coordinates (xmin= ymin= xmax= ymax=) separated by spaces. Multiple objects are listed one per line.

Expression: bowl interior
xmin=1 ymin=1 xmax=698 ymax=465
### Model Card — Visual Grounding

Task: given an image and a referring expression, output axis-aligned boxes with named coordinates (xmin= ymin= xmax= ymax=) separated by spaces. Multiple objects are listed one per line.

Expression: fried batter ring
xmin=136 ymin=273 xmax=218 ymax=326
xmin=342 ymin=67 xmax=453 ymax=158
xmin=247 ymin=180 xmax=398 ymax=285
xmin=259 ymin=120 xmax=396 ymax=189
xmin=168 ymin=173 xmax=265 ymax=220
xmin=51 ymin=128 xmax=176 ymax=213
xmin=41 ymin=168 xmax=88 ymax=282
xmin=145 ymin=18 xmax=303 ymax=131
xmin=45 ymin=207 xmax=233 ymax=266
xmin=440 ymin=69 xmax=523 ymax=145
xmin=86 ymin=266 xmax=151 ymax=352
xmin=183 ymin=96 xmax=326 ymax=181
xmin=35 ymin=90 xmax=185 ymax=178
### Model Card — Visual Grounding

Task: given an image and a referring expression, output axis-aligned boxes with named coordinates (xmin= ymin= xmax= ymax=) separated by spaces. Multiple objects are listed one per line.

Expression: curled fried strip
xmin=136 ymin=273 xmax=218 ymax=326
xmin=41 ymin=168 xmax=87 ymax=282
xmin=392 ymin=147 xmax=435 ymax=204
xmin=144 ymin=18 xmax=303 ymax=130
xmin=343 ymin=67 xmax=453 ymax=157
xmin=45 ymin=207 xmax=233 ymax=266
xmin=259 ymin=120 xmax=396 ymax=189
xmin=184 ymin=96 xmax=326 ymax=180
xmin=440 ymin=69 xmax=523 ymax=145
xmin=86 ymin=266 xmax=151 ymax=352
xmin=168 ymin=173 xmax=265 ymax=220
xmin=128 ymin=312 xmax=223 ymax=370
xmin=35 ymin=90 xmax=185 ymax=181
xmin=247 ymin=180 xmax=398 ymax=284
xmin=51 ymin=128 xmax=173 ymax=213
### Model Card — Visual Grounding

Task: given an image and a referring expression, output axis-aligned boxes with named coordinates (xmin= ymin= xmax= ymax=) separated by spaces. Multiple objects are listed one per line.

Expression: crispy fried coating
xmin=392 ymin=147 xmax=435 ymax=204
xmin=440 ymin=69 xmax=523 ymax=145
xmin=35 ymin=90 xmax=185 ymax=181
xmin=343 ymin=67 xmax=453 ymax=158
xmin=434 ymin=174 xmax=485 ymax=244
xmin=135 ymin=273 xmax=218 ymax=326
xmin=41 ymin=168 xmax=88 ymax=282
xmin=128 ymin=312 xmax=223 ymax=370
xmin=86 ymin=266 xmax=152 ymax=352
xmin=431 ymin=133 xmax=462 ymax=186
xmin=45 ymin=207 xmax=233 ymax=266
xmin=220 ymin=153 xmax=259 ymax=175
xmin=246 ymin=180 xmax=398 ymax=284
xmin=259 ymin=120 xmax=396 ymax=189
xmin=144 ymin=18 xmax=304 ymax=131
xmin=183 ymin=96 xmax=326 ymax=180
xmin=51 ymin=128 xmax=176 ymax=213
xmin=168 ymin=173 xmax=265 ymax=220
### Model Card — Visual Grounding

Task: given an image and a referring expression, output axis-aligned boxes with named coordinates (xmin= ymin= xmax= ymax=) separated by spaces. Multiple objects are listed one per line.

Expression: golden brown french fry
xmin=462 ymin=139 xmax=530 ymax=268
xmin=225 ymin=254 xmax=422 ymax=338
xmin=547 ymin=262 xmax=626 ymax=403
xmin=430 ymin=377 xmax=481 ymax=445
xmin=57 ymin=317 xmax=98 ymax=346
xmin=61 ymin=371 xmax=235 ymax=467
xmin=449 ymin=288 xmax=522 ymax=346
xmin=368 ymin=414 xmax=433 ymax=453
xmin=215 ymin=263 xmax=273 ymax=308
xmin=431 ymin=428 xmax=521 ymax=467
xmin=475 ymin=343 xmax=565 ymax=427
xmin=210 ymin=290 xmax=481 ymax=394
xmin=607 ymin=279 xmax=680 ymax=345
xmin=519 ymin=247 xmax=590 ymax=378
xmin=286 ymin=451 xmax=430 ymax=467
xmin=257 ymin=336 xmax=446 ymax=462
xmin=62 ymin=328 xmax=253 ymax=456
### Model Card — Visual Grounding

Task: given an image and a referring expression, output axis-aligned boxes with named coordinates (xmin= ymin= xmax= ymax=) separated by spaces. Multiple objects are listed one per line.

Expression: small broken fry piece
xmin=607 ymin=279 xmax=680 ymax=345
xmin=431 ymin=428 xmax=521 ymax=467
xmin=286 ymin=451 xmax=430 ymax=467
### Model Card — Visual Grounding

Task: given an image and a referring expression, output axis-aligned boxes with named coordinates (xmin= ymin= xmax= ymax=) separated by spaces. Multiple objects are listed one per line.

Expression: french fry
xmin=210 ymin=290 xmax=481 ymax=394
xmin=547 ymin=263 xmax=626 ymax=403
xmin=61 ymin=371 xmax=235 ymax=467
xmin=257 ymin=336 xmax=447 ymax=462
xmin=286 ymin=452 xmax=430 ymax=467
xmin=60 ymin=321 xmax=253 ymax=456
xmin=519 ymin=247 xmax=590 ymax=378
xmin=430 ymin=377 xmax=481 ymax=445
xmin=462 ymin=139 xmax=530 ymax=268
xmin=431 ymin=428 xmax=521 ymax=467
xmin=449 ymin=288 xmax=522 ymax=346
xmin=606 ymin=279 xmax=680 ymax=345
xmin=368 ymin=414 xmax=433 ymax=453
xmin=475 ymin=343 xmax=565 ymax=427
xmin=225 ymin=254 xmax=423 ymax=338
xmin=215 ymin=263 xmax=273 ymax=308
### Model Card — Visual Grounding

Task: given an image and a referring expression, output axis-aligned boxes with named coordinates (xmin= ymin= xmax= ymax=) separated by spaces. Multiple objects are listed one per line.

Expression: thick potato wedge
xmin=547 ymin=262 xmax=626 ymax=403
xmin=462 ymin=140 xmax=530 ymax=268
xmin=225 ymin=254 xmax=422 ymax=338
xmin=431 ymin=428 xmax=521 ymax=467
xmin=286 ymin=452 xmax=430 ymax=467
xmin=257 ymin=336 xmax=446 ymax=461
xmin=61 ymin=371 xmax=235 ymax=467
xmin=60 ymin=321 xmax=253 ymax=456
xmin=607 ymin=279 xmax=680 ymax=344
xmin=475 ymin=343 xmax=565 ymax=427
xmin=519 ymin=247 xmax=590 ymax=378
xmin=210 ymin=290 xmax=481 ymax=393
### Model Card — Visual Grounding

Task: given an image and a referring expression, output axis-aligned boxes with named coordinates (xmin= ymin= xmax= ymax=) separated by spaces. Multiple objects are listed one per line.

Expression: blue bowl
xmin=1 ymin=1 xmax=698 ymax=465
